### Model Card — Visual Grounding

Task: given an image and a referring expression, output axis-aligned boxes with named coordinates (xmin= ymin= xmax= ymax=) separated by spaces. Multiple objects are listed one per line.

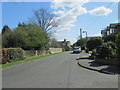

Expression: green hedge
xmin=96 ymin=42 xmax=116 ymax=59
xmin=2 ymin=48 xmax=25 ymax=64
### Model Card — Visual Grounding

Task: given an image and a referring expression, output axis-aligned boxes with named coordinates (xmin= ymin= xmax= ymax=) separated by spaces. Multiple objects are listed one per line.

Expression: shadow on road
xmin=71 ymin=52 xmax=80 ymax=54
xmin=76 ymin=57 xmax=91 ymax=60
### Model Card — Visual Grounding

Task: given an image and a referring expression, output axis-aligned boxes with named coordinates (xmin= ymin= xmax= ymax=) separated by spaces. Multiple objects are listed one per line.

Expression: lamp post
xmin=83 ymin=31 xmax=88 ymax=38
xmin=80 ymin=28 xmax=82 ymax=39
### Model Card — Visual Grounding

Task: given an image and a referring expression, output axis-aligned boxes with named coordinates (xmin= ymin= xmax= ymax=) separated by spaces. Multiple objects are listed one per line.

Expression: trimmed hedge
xmin=2 ymin=48 xmax=25 ymax=64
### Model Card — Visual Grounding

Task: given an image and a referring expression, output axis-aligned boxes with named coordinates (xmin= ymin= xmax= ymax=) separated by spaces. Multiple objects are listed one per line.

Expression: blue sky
xmin=1 ymin=1 xmax=118 ymax=44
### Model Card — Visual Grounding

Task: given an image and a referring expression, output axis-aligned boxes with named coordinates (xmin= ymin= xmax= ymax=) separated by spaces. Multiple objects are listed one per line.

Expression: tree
xmin=18 ymin=22 xmax=26 ymax=27
xmin=13 ymin=26 xmax=28 ymax=48
xmin=30 ymin=8 xmax=59 ymax=32
xmin=2 ymin=24 xmax=49 ymax=50
xmin=86 ymin=38 xmax=103 ymax=51
xmin=104 ymin=34 xmax=116 ymax=43
xmin=49 ymin=38 xmax=59 ymax=48
xmin=25 ymin=24 xmax=48 ymax=50
xmin=2 ymin=25 xmax=11 ymax=34
xmin=2 ymin=30 xmax=13 ymax=48
xmin=116 ymin=34 xmax=120 ymax=57
xmin=76 ymin=38 xmax=88 ymax=50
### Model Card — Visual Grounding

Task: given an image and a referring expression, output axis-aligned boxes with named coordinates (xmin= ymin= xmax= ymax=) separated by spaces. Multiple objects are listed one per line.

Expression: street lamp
xmin=80 ymin=28 xmax=82 ymax=39
xmin=83 ymin=31 xmax=88 ymax=38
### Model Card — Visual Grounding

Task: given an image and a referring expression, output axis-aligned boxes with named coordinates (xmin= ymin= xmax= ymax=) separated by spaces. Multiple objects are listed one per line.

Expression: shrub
xmin=2 ymin=48 xmax=25 ymax=64
xmin=96 ymin=42 xmax=116 ymax=59
xmin=116 ymin=34 xmax=120 ymax=58
xmin=86 ymin=38 xmax=103 ymax=51
xmin=2 ymin=49 xmax=9 ymax=64
xmin=104 ymin=34 xmax=116 ymax=43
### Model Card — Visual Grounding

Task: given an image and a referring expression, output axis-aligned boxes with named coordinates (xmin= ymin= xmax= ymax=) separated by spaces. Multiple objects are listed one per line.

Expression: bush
xmin=86 ymin=38 xmax=103 ymax=51
xmin=2 ymin=49 xmax=9 ymax=64
xmin=104 ymin=34 xmax=116 ymax=43
xmin=116 ymin=34 xmax=120 ymax=58
xmin=96 ymin=42 xmax=116 ymax=59
xmin=2 ymin=48 xmax=25 ymax=64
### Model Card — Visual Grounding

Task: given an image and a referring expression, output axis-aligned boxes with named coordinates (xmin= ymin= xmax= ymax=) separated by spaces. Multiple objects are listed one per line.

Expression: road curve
xmin=2 ymin=51 xmax=118 ymax=88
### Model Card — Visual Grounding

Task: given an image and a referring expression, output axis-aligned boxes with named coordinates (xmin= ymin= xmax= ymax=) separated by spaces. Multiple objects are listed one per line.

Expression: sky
xmin=1 ymin=0 xmax=119 ymax=45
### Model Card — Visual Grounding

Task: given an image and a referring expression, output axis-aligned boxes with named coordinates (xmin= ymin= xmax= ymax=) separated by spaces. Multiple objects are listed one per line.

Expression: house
xmin=57 ymin=39 xmax=71 ymax=51
xmin=101 ymin=23 xmax=120 ymax=38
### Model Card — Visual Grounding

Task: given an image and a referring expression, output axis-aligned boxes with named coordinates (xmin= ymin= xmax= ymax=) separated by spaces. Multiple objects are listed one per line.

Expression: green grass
xmin=0 ymin=52 xmax=64 ymax=69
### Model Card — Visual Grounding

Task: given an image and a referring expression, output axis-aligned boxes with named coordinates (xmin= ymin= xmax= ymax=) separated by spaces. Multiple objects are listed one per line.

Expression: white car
xmin=73 ymin=46 xmax=81 ymax=53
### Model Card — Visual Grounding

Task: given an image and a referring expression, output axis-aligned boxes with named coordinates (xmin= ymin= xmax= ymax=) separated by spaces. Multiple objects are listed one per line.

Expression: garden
xmin=87 ymin=34 xmax=120 ymax=66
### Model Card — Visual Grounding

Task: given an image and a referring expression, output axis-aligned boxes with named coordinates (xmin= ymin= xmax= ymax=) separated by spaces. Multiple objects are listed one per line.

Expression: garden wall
xmin=1 ymin=48 xmax=62 ymax=64
xmin=23 ymin=48 xmax=62 ymax=57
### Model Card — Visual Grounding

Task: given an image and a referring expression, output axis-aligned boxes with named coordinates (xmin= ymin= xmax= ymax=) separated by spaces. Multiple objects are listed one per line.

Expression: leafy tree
xmin=2 ymin=25 xmax=11 ymax=34
xmin=87 ymin=38 xmax=103 ymax=51
xmin=104 ymin=34 xmax=116 ymax=43
xmin=76 ymin=38 xmax=88 ymax=50
xmin=13 ymin=26 xmax=28 ymax=48
xmin=116 ymin=34 xmax=120 ymax=57
xmin=2 ymin=24 xmax=49 ymax=50
xmin=25 ymin=24 xmax=48 ymax=50
xmin=2 ymin=30 xmax=13 ymax=48
xmin=18 ymin=22 xmax=26 ymax=27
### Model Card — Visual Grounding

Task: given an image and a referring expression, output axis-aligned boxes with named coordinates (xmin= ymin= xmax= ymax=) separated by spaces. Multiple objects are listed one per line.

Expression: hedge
xmin=2 ymin=48 xmax=25 ymax=64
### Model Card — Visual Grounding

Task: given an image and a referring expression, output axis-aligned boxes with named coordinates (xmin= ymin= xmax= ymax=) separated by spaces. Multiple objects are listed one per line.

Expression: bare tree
xmin=30 ymin=8 xmax=59 ymax=32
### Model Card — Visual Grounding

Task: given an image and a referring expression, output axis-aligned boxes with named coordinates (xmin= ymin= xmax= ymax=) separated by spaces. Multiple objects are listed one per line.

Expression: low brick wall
xmin=95 ymin=58 xmax=120 ymax=66
xmin=23 ymin=50 xmax=49 ymax=57
xmin=24 ymin=48 xmax=62 ymax=57
xmin=49 ymin=48 xmax=62 ymax=53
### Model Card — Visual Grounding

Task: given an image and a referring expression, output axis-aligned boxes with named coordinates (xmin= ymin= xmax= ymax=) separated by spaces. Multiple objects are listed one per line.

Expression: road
xmin=2 ymin=51 xmax=118 ymax=88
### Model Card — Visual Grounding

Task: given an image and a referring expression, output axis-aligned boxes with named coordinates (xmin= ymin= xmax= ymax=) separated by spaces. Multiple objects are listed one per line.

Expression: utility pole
xmin=83 ymin=31 xmax=88 ymax=38
xmin=80 ymin=28 xmax=82 ymax=39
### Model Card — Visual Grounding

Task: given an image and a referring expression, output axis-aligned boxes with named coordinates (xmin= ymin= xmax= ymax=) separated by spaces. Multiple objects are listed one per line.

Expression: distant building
xmin=101 ymin=23 xmax=120 ymax=38
xmin=57 ymin=39 xmax=71 ymax=51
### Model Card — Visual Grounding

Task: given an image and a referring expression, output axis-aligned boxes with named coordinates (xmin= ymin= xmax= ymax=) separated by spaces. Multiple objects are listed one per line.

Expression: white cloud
xmin=51 ymin=0 xmax=89 ymax=9
xmin=53 ymin=10 xmax=64 ymax=15
xmin=52 ymin=5 xmax=88 ymax=31
xmin=89 ymin=6 xmax=112 ymax=16
xmin=56 ymin=27 xmax=70 ymax=32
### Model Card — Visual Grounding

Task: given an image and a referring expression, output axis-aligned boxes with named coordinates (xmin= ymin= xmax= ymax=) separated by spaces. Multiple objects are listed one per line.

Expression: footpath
xmin=77 ymin=51 xmax=120 ymax=75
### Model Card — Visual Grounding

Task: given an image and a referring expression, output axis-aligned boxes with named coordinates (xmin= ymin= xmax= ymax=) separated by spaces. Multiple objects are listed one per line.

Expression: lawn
xmin=0 ymin=52 xmax=64 ymax=69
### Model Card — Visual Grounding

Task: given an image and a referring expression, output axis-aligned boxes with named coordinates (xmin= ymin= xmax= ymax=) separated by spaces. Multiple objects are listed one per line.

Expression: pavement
xmin=2 ymin=51 xmax=118 ymax=88
xmin=77 ymin=51 xmax=120 ymax=75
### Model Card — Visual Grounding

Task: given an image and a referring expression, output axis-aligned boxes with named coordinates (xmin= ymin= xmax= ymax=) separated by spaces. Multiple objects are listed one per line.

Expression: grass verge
xmin=0 ymin=52 xmax=64 ymax=69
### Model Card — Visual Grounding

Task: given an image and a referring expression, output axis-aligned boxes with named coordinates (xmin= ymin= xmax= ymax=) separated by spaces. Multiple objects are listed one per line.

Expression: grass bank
xmin=0 ymin=52 xmax=64 ymax=69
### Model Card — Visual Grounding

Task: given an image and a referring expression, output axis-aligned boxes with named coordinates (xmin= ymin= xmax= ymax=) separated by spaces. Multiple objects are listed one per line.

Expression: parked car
xmin=73 ymin=46 xmax=81 ymax=53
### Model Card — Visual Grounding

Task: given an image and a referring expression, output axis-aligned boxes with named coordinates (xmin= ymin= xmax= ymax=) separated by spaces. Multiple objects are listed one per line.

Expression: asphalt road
xmin=2 ymin=51 xmax=118 ymax=88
